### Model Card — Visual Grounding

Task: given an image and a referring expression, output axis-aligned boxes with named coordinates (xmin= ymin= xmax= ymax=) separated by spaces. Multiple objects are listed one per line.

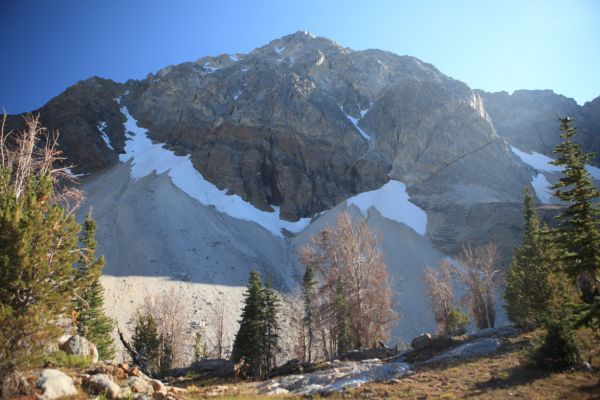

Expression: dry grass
xmin=182 ymin=329 xmax=599 ymax=400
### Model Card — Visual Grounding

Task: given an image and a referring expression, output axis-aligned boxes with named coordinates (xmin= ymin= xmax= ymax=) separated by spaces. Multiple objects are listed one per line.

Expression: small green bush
xmin=43 ymin=351 xmax=92 ymax=369
xmin=532 ymin=321 xmax=581 ymax=371
xmin=446 ymin=308 xmax=469 ymax=336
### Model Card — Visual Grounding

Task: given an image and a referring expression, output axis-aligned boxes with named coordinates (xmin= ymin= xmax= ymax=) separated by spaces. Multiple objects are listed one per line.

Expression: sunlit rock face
xmin=6 ymin=32 xmax=599 ymax=349
xmin=6 ymin=31 xmax=599 ymax=249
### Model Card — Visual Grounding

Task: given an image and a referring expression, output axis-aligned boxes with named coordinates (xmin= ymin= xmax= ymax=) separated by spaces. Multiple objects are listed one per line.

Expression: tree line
xmin=422 ymin=117 xmax=599 ymax=370
xmin=1 ymin=114 xmax=596 ymax=384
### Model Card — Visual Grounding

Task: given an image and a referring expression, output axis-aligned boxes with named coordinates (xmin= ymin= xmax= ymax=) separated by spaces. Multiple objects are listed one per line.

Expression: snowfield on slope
xmin=347 ymin=180 xmax=428 ymax=235
xmin=510 ymin=145 xmax=600 ymax=204
xmin=509 ymin=146 xmax=562 ymax=173
xmin=117 ymin=101 xmax=429 ymax=237
xmin=118 ymin=103 xmax=311 ymax=237
xmin=340 ymin=104 xmax=372 ymax=140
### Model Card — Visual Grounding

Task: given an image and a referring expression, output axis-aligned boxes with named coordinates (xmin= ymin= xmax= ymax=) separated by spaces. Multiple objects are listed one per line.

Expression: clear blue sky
xmin=1 ymin=0 xmax=599 ymax=114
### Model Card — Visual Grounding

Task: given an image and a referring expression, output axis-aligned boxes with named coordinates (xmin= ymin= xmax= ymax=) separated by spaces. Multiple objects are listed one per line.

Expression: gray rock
xmin=259 ymin=359 xmax=412 ymax=395
xmin=411 ymin=333 xmax=432 ymax=350
xmin=127 ymin=376 xmax=154 ymax=394
xmin=36 ymin=369 xmax=78 ymax=399
xmin=429 ymin=338 xmax=502 ymax=362
xmin=59 ymin=335 xmax=99 ymax=363
xmin=85 ymin=373 xmax=120 ymax=399
xmin=579 ymin=361 xmax=593 ymax=372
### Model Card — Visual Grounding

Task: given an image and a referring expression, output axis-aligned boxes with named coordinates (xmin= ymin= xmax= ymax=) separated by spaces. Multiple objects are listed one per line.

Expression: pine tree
xmin=302 ymin=265 xmax=317 ymax=362
xmin=262 ymin=275 xmax=279 ymax=373
xmin=232 ymin=269 xmax=266 ymax=378
xmin=550 ymin=117 xmax=600 ymax=304
xmin=0 ymin=172 xmax=81 ymax=376
xmin=504 ymin=188 xmax=573 ymax=329
xmin=75 ymin=212 xmax=115 ymax=360
xmin=132 ymin=313 xmax=162 ymax=377
xmin=193 ymin=330 xmax=209 ymax=362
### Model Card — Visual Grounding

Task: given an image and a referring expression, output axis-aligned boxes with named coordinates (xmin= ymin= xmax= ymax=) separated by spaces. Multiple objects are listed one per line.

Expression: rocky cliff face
xmin=7 ymin=31 xmax=599 ymax=252
xmin=7 ymin=31 xmax=598 ymax=348
xmin=477 ymin=89 xmax=600 ymax=164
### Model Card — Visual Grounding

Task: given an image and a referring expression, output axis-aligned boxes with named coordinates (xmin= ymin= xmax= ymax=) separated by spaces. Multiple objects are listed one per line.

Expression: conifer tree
xmin=75 ymin=212 xmax=115 ymax=360
xmin=232 ymin=269 xmax=267 ymax=378
xmin=504 ymin=188 xmax=573 ymax=329
xmin=132 ymin=313 xmax=163 ymax=377
xmin=262 ymin=275 xmax=279 ymax=372
xmin=193 ymin=330 xmax=209 ymax=362
xmin=302 ymin=265 xmax=317 ymax=362
xmin=550 ymin=117 xmax=600 ymax=304
xmin=0 ymin=117 xmax=83 ymax=379
xmin=0 ymin=173 xmax=81 ymax=373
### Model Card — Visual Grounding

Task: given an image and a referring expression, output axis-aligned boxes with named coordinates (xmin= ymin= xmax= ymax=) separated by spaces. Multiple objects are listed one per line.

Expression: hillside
xmin=5 ymin=31 xmax=600 ymax=353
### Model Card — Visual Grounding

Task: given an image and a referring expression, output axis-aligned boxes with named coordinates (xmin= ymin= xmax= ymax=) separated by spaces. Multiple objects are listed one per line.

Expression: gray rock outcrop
xmin=36 ymin=369 xmax=78 ymax=399
xmin=411 ymin=333 xmax=432 ymax=350
xmin=84 ymin=373 xmax=121 ymax=399
xmin=59 ymin=335 xmax=99 ymax=363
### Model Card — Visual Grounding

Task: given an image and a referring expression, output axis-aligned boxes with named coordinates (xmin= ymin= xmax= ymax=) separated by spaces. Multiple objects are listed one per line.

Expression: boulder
xmin=411 ymin=333 xmax=432 ymax=350
xmin=428 ymin=338 xmax=502 ymax=362
xmin=85 ymin=373 xmax=121 ymax=399
xmin=148 ymin=378 xmax=166 ymax=393
xmin=127 ymin=376 xmax=154 ymax=394
xmin=1 ymin=371 xmax=30 ymax=399
xmin=338 ymin=347 xmax=397 ymax=362
xmin=36 ymin=369 xmax=78 ymax=399
xmin=169 ymin=386 xmax=189 ymax=395
xmin=59 ymin=335 xmax=99 ymax=363
xmin=134 ymin=394 xmax=154 ymax=400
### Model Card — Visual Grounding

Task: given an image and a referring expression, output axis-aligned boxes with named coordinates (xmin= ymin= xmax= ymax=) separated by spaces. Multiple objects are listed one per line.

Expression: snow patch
xmin=229 ymin=55 xmax=239 ymax=62
xmin=97 ymin=121 xmax=114 ymax=151
xmin=274 ymin=46 xmax=285 ymax=54
xmin=341 ymin=105 xmax=372 ymax=141
xmin=118 ymin=104 xmax=311 ymax=237
xmin=347 ymin=180 xmax=427 ymax=235
xmin=64 ymin=167 xmax=86 ymax=178
xmin=316 ymin=50 xmax=325 ymax=66
xmin=203 ymin=62 xmax=221 ymax=74
xmin=260 ymin=360 xmax=412 ymax=395
xmin=510 ymin=146 xmax=562 ymax=172
xmin=586 ymin=164 xmax=600 ymax=180
xmin=233 ymin=90 xmax=243 ymax=101
xmin=511 ymin=145 xmax=600 ymax=202
xmin=532 ymin=173 xmax=553 ymax=204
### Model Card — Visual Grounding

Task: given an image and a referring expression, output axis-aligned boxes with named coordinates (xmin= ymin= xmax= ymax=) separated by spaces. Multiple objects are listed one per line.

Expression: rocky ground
xmin=78 ymin=161 xmax=458 ymax=361
xmin=177 ymin=327 xmax=599 ymax=400
xmin=7 ymin=327 xmax=598 ymax=399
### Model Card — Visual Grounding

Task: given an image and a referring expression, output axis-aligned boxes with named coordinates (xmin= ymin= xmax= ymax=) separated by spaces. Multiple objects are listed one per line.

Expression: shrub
xmin=532 ymin=321 xmax=581 ymax=371
xmin=446 ymin=308 xmax=469 ymax=336
xmin=43 ymin=351 xmax=92 ymax=369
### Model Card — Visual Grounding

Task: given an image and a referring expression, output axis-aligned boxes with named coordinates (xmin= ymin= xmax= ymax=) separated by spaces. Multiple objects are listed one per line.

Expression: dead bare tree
xmin=140 ymin=288 xmax=191 ymax=367
xmin=1 ymin=113 xmax=82 ymax=210
xmin=299 ymin=212 xmax=398 ymax=358
xmin=454 ymin=243 xmax=500 ymax=329
xmin=423 ymin=260 xmax=455 ymax=334
xmin=212 ymin=299 xmax=226 ymax=359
